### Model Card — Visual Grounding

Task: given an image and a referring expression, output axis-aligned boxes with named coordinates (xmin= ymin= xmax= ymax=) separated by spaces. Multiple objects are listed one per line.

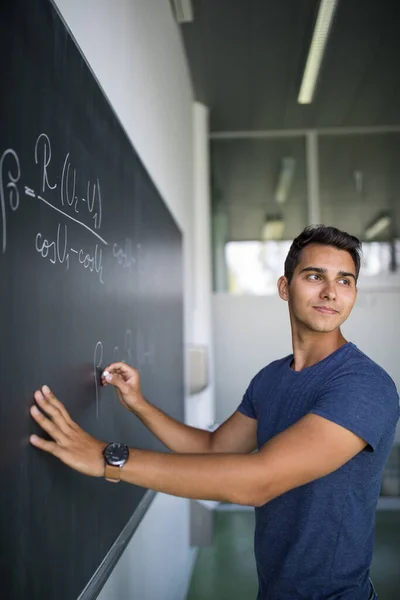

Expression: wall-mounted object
xmin=188 ymin=345 xmax=209 ymax=394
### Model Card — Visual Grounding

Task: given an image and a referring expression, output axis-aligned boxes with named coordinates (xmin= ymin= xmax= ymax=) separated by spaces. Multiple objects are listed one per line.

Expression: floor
xmin=186 ymin=508 xmax=400 ymax=600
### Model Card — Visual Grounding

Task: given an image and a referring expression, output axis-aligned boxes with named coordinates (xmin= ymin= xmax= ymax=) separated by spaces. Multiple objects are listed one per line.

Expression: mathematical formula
xmin=0 ymin=133 xmax=141 ymax=283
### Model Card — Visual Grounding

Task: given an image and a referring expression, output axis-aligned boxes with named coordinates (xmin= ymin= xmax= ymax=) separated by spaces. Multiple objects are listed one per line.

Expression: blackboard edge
xmin=77 ymin=489 xmax=157 ymax=600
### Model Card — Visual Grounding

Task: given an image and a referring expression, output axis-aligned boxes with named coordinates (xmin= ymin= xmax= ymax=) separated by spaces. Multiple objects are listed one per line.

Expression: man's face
xmin=280 ymin=243 xmax=358 ymax=334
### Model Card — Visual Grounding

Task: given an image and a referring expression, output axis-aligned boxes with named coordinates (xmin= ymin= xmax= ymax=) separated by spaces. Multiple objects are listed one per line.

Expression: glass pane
xmin=211 ymin=136 xmax=308 ymax=292
xmin=225 ymin=240 xmax=291 ymax=295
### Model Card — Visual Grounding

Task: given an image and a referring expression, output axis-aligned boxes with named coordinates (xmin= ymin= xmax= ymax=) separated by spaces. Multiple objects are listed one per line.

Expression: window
xmin=225 ymin=240 xmax=400 ymax=295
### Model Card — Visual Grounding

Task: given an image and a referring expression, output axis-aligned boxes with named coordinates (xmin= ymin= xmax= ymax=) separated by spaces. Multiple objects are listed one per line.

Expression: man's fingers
xmin=30 ymin=386 xmax=106 ymax=478
xmin=34 ymin=389 xmax=72 ymax=435
xmin=104 ymin=362 xmax=130 ymax=372
xmin=30 ymin=404 xmax=65 ymax=443
xmin=30 ymin=434 xmax=59 ymax=456
xmin=40 ymin=386 xmax=75 ymax=426
xmin=103 ymin=362 xmax=137 ymax=381
xmin=101 ymin=373 xmax=128 ymax=395
xmin=101 ymin=366 xmax=132 ymax=392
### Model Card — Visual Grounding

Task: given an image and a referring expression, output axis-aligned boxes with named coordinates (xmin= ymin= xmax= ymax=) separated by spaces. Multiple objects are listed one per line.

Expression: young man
xmin=30 ymin=225 xmax=399 ymax=600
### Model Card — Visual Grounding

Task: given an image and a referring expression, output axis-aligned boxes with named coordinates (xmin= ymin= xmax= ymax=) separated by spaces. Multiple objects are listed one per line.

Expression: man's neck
xmin=290 ymin=328 xmax=348 ymax=372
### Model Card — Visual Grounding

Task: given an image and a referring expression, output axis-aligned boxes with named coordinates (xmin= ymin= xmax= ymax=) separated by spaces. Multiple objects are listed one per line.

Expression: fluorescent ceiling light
xmin=261 ymin=216 xmax=285 ymax=241
xmin=170 ymin=0 xmax=193 ymax=24
xmin=275 ymin=157 xmax=296 ymax=204
xmin=365 ymin=214 xmax=391 ymax=240
xmin=298 ymin=0 xmax=338 ymax=104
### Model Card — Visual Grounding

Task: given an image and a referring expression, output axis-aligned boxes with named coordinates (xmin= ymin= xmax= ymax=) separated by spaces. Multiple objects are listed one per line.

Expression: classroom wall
xmin=213 ymin=285 xmax=400 ymax=444
xmin=53 ymin=1 xmax=201 ymax=598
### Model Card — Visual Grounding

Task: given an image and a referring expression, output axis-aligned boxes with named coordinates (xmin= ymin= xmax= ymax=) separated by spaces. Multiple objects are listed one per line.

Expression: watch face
xmin=104 ymin=442 xmax=129 ymax=467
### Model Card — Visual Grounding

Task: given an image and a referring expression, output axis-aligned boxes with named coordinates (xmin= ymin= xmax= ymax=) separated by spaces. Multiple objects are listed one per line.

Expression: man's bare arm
xmin=30 ymin=387 xmax=366 ymax=507
xmin=108 ymin=398 xmax=256 ymax=454
xmin=101 ymin=362 xmax=257 ymax=454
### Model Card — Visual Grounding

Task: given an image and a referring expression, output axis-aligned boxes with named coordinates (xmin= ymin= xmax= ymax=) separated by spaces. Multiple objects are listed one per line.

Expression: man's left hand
xmin=30 ymin=386 xmax=106 ymax=477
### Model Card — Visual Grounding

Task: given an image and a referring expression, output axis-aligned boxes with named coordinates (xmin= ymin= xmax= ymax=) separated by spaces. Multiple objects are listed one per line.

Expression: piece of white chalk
xmin=103 ymin=370 xmax=109 ymax=377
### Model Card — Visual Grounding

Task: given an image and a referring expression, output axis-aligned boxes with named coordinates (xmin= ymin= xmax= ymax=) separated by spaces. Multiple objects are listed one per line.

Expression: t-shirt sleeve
xmin=310 ymin=365 xmax=400 ymax=451
xmin=237 ymin=376 xmax=258 ymax=420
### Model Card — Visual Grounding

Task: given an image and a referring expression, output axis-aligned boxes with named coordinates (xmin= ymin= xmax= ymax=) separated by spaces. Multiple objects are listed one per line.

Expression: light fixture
xmin=261 ymin=215 xmax=285 ymax=241
xmin=298 ymin=0 xmax=338 ymax=104
xmin=170 ymin=0 xmax=193 ymax=24
xmin=364 ymin=213 xmax=391 ymax=240
xmin=275 ymin=157 xmax=296 ymax=204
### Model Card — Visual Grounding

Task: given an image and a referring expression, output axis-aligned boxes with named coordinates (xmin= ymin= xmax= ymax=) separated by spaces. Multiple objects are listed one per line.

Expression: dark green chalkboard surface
xmin=0 ymin=1 xmax=184 ymax=598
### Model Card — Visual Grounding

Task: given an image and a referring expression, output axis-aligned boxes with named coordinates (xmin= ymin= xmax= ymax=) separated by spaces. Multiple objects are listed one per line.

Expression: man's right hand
xmin=101 ymin=362 xmax=144 ymax=413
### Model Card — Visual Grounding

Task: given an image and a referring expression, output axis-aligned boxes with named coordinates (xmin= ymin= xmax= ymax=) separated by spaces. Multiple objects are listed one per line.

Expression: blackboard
xmin=0 ymin=1 xmax=184 ymax=599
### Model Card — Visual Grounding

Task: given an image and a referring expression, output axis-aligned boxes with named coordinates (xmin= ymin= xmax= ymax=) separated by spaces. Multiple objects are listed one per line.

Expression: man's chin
xmin=297 ymin=317 xmax=342 ymax=334
xmin=309 ymin=318 xmax=343 ymax=333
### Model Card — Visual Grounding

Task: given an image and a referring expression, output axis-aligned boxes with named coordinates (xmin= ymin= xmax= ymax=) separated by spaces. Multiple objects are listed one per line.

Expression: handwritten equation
xmin=0 ymin=133 xmax=140 ymax=283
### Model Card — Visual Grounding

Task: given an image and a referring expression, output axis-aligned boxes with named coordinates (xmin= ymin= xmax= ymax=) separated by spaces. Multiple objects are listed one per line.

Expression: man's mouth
xmin=313 ymin=306 xmax=339 ymax=315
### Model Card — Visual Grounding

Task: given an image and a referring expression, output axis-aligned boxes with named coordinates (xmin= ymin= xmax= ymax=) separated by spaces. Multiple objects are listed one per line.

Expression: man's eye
xmin=339 ymin=279 xmax=350 ymax=285
xmin=308 ymin=274 xmax=320 ymax=281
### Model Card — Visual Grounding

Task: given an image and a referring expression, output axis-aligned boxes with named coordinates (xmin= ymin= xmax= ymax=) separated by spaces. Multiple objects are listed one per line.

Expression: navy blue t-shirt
xmin=238 ymin=342 xmax=399 ymax=600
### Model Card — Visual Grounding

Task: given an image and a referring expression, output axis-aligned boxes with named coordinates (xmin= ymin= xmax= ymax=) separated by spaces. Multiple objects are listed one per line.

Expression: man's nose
xmin=320 ymin=281 xmax=336 ymax=300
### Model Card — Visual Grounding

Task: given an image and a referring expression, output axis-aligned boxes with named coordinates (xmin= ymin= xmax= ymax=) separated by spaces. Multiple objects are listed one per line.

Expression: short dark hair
xmin=284 ymin=225 xmax=362 ymax=284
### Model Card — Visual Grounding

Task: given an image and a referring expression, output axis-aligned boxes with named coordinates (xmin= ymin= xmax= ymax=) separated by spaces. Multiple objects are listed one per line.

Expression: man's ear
xmin=277 ymin=276 xmax=289 ymax=301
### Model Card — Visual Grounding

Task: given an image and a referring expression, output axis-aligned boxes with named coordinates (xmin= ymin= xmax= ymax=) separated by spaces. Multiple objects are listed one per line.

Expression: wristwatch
xmin=103 ymin=442 xmax=130 ymax=482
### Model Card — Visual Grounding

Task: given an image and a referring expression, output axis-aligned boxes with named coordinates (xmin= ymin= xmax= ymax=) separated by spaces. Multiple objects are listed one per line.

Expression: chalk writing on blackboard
xmin=0 ymin=148 xmax=20 ymax=253
xmin=35 ymin=223 xmax=70 ymax=269
xmin=93 ymin=329 xmax=135 ymax=418
xmin=113 ymin=238 xmax=136 ymax=269
xmin=1 ymin=134 xmax=140 ymax=284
